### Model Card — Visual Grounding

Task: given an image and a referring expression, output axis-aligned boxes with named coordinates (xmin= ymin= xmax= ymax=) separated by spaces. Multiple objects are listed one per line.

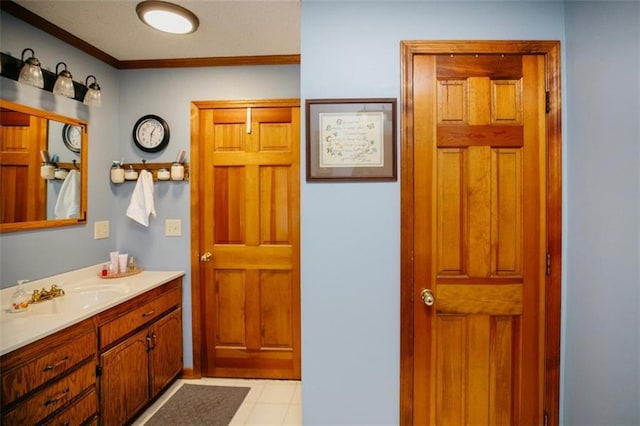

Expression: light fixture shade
xmin=53 ymin=62 xmax=75 ymax=98
xmin=83 ymin=75 xmax=101 ymax=106
xmin=136 ymin=1 xmax=199 ymax=34
xmin=18 ymin=48 xmax=44 ymax=88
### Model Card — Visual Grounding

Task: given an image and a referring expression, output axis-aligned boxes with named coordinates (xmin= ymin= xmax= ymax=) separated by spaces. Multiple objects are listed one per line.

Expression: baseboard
xmin=181 ymin=368 xmax=200 ymax=380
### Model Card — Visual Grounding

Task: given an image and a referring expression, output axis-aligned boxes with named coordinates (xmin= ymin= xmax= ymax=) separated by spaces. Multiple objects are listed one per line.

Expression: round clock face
xmin=62 ymin=124 xmax=82 ymax=153
xmin=133 ymin=114 xmax=170 ymax=153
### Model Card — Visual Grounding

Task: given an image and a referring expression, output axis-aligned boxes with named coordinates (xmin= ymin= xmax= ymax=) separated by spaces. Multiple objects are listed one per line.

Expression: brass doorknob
xmin=420 ymin=289 xmax=435 ymax=306
xmin=200 ymin=252 xmax=212 ymax=262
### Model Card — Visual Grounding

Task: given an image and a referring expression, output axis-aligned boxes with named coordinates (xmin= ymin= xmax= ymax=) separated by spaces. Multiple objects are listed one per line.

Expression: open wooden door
xmin=192 ymin=99 xmax=300 ymax=380
xmin=400 ymin=41 xmax=562 ymax=425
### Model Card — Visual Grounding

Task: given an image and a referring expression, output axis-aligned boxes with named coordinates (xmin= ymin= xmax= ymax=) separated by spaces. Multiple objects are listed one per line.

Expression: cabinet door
xmin=149 ymin=308 xmax=183 ymax=396
xmin=100 ymin=328 xmax=149 ymax=426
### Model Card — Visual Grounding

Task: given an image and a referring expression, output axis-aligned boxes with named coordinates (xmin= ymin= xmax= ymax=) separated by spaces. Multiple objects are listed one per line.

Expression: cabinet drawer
xmin=99 ymin=286 xmax=180 ymax=349
xmin=1 ymin=361 xmax=95 ymax=425
xmin=42 ymin=387 xmax=98 ymax=426
xmin=1 ymin=330 xmax=96 ymax=406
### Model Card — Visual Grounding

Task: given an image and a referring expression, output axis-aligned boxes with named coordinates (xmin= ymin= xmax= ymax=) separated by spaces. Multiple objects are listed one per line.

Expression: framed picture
xmin=306 ymin=98 xmax=397 ymax=181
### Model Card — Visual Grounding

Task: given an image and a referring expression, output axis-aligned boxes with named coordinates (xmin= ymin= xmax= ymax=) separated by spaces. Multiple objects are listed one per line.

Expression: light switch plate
xmin=94 ymin=220 xmax=110 ymax=239
xmin=165 ymin=219 xmax=182 ymax=236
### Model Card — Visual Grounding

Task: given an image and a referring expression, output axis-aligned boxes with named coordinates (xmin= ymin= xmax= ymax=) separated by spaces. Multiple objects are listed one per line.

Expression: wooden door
xmin=401 ymin=41 xmax=562 ymax=425
xmin=149 ymin=308 xmax=183 ymax=396
xmin=0 ymin=110 xmax=47 ymax=223
xmin=100 ymin=329 xmax=149 ymax=426
xmin=197 ymin=100 xmax=300 ymax=379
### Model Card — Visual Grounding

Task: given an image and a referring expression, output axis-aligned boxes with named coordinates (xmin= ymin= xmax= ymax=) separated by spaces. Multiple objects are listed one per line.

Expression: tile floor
xmin=133 ymin=378 xmax=302 ymax=426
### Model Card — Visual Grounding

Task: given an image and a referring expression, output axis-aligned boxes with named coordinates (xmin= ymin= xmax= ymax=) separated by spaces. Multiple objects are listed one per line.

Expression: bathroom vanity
xmin=0 ymin=266 xmax=184 ymax=425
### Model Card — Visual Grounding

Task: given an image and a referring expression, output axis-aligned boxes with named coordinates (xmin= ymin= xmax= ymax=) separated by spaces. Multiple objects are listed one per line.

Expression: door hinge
xmin=543 ymin=409 xmax=549 ymax=426
xmin=546 ymin=252 xmax=551 ymax=276
xmin=545 ymin=91 xmax=551 ymax=114
xmin=96 ymin=365 xmax=102 ymax=377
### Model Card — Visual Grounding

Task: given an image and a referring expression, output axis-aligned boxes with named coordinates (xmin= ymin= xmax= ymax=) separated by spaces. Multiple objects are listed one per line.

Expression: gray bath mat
xmin=144 ymin=384 xmax=250 ymax=426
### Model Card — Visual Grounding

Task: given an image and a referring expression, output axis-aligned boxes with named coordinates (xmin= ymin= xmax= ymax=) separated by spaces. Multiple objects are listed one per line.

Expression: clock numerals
xmin=133 ymin=115 xmax=170 ymax=153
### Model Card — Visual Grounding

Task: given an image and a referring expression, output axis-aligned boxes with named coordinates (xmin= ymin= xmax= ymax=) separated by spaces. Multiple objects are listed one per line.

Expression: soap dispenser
xmin=10 ymin=280 xmax=30 ymax=312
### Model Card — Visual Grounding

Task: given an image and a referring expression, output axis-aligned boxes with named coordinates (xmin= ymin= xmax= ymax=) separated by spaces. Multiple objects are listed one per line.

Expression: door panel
xmin=200 ymin=101 xmax=300 ymax=379
xmin=408 ymin=51 xmax=545 ymax=424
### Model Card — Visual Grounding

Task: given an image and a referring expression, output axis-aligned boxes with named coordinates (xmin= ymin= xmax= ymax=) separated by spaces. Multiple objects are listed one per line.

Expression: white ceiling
xmin=13 ymin=0 xmax=300 ymax=62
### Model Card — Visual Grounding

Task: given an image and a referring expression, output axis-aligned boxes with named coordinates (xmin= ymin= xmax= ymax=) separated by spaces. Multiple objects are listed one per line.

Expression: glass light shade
xmin=136 ymin=1 xmax=199 ymax=34
xmin=83 ymin=76 xmax=101 ymax=106
xmin=53 ymin=63 xmax=75 ymax=98
xmin=18 ymin=57 xmax=44 ymax=88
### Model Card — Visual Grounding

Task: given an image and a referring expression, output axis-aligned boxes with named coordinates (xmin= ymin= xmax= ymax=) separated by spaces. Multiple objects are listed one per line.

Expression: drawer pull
xmin=142 ymin=309 xmax=156 ymax=317
xmin=42 ymin=356 xmax=69 ymax=372
xmin=44 ymin=387 xmax=69 ymax=406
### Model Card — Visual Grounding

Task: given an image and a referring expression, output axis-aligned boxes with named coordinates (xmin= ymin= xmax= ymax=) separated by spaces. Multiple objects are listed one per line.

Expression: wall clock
xmin=62 ymin=124 xmax=82 ymax=153
xmin=132 ymin=114 xmax=170 ymax=153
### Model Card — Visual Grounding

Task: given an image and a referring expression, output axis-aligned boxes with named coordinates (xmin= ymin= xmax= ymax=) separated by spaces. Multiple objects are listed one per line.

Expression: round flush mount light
xmin=136 ymin=1 xmax=199 ymax=35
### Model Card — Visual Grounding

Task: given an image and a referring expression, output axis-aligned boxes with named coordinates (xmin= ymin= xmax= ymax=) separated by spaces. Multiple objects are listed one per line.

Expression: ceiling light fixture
xmin=136 ymin=1 xmax=199 ymax=35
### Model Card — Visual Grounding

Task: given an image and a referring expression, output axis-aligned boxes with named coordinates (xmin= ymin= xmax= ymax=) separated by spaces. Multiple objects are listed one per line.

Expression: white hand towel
xmin=126 ymin=169 xmax=156 ymax=226
xmin=54 ymin=169 xmax=80 ymax=218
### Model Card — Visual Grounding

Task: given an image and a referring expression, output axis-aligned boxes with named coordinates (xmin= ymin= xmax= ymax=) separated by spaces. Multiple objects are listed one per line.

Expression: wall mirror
xmin=0 ymin=99 xmax=88 ymax=233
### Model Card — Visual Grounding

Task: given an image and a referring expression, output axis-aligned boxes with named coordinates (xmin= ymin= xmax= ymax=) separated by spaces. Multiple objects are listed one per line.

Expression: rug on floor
xmin=144 ymin=384 xmax=250 ymax=426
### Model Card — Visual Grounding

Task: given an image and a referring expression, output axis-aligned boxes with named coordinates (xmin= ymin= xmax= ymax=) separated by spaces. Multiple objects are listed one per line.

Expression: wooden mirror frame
xmin=0 ymin=99 xmax=88 ymax=233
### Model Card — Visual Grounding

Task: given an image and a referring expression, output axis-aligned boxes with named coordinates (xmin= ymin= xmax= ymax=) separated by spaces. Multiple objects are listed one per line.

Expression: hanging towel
xmin=54 ymin=169 xmax=80 ymax=218
xmin=126 ymin=169 xmax=156 ymax=226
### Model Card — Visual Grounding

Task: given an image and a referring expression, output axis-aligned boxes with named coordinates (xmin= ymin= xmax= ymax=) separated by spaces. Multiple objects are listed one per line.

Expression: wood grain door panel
xmin=199 ymin=101 xmax=300 ymax=379
xmin=0 ymin=114 xmax=47 ymax=223
xmin=402 ymin=44 xmax=559 ymax=425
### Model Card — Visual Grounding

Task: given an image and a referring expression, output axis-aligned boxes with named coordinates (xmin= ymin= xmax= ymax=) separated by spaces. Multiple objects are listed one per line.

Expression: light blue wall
xmin=0 ymin=12 xmax=120 ymax=285
xmin=300 ymin=1 xmax=566 ymax=424
xmin=301 ymin=1 xmax=639 ymax=425
xmin=564 ymin=1 xmax=640 ymax=424
xmin=3 ymin=2 xmax=639 ymax=425
xmin=114 ymin=65 xmax=300 ymax=368
xmin=0 ymin=10 xmax=300 ymax=370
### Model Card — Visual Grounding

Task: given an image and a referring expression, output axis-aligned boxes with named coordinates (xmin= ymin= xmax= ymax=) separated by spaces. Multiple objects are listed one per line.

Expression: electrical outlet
xmin=165 ymin=219 xmax=182 ymax=236
xmin=94 ymin=220 xmax=110 ymax=239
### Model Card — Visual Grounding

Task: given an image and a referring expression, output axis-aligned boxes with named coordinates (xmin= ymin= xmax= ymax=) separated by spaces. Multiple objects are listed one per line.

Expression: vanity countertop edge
xmin=0 ymin=265 xmax=185 ymax=356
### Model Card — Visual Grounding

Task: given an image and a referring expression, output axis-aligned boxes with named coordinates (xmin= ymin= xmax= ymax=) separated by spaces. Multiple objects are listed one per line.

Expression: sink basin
xmin=27 ymin=284 xmax=130 ymax=314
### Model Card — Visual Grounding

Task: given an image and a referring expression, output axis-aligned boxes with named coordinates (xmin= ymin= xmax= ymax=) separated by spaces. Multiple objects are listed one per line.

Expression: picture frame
xmin=306 ymin=98 xmax=397 ymax=181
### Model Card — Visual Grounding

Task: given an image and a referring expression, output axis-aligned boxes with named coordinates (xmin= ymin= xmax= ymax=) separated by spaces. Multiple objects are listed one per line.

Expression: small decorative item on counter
xmin=157 ymin=168 xmax=170 ymax=180
xmin=111 ymin=161 xmax=125 ymax=183
xmin=110 ymin=251 xmax=119 ymax=274
xmin=101 ymin=263 xmax=109 ymax=276
xmin=54 ymin=168 xmax=69 ymax=180
xmin=10 ymin=280 xmax=30 ymax=312
xmin=124 ymin=165 xmax=138 ymax=181
xmin=128 ymin=256 xmax=136 ymax=272
xmin=171 ymin=162 xmax=184 ymax=181
xmin=118 ymin=254 xmax=128 ymax=274
xmin=40 ymin=163 xmax=55 ymax=180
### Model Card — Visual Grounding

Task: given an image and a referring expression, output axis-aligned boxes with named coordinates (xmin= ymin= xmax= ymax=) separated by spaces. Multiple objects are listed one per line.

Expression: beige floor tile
xmin=245 ymin=403 xmax=290 ymax=426
xmin=258 ymin=382 xmax=298 ymax=404
xmin=282 ymin=403 xmax=302 ymax=426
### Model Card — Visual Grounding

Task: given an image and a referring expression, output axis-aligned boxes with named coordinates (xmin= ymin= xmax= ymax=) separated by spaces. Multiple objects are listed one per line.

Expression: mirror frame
xmin=0 ymin=99 xmax=88 ymax=233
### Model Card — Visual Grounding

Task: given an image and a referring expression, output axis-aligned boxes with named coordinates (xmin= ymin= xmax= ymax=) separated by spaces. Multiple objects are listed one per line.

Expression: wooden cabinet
xmin=0 ymin=276 xmax=183 ymax=426
xmin=0 ymin=318 xmax=98 ymax=426
xmin=98 ymin=279 xmax=182 ymax=425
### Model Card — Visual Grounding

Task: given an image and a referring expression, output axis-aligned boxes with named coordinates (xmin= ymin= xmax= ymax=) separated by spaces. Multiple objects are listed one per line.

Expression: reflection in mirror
xmin=0 ymin=99 xmax=87 ymax=233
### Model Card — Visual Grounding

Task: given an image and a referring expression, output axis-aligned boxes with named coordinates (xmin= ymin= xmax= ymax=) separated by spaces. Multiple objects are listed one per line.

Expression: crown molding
xmin=1 ymin=1 xmax=301 ymax=70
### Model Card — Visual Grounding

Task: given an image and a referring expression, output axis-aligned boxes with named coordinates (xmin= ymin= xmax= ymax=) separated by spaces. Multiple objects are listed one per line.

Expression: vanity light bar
xmin=0 ymin=51 xmax=99 ymax=105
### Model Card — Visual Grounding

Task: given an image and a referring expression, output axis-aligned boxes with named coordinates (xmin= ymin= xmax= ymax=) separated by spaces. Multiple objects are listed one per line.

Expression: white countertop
xmin=0 ymin=265 xmax=184 ymax=356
